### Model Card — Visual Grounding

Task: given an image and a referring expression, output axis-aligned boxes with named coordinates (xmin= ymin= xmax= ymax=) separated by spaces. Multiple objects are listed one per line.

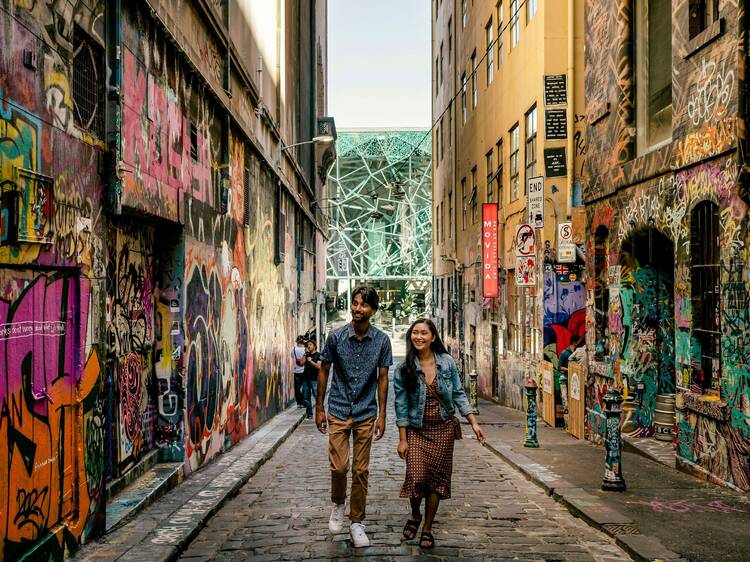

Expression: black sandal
xmin=419 ymin=531 xmax=434 ymax=548
xmin=403 ymin=517 xmax=422 ymax=540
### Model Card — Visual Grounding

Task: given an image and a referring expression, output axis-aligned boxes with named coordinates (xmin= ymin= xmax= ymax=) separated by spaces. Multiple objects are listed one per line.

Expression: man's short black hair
xmin=351 ymin=285 xmax=380 ymax=311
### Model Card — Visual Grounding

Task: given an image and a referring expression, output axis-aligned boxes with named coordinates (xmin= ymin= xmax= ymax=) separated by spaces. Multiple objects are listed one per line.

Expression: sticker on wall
xmin=570 ymin=372 xmax=581 ymax=400
xmin=515 ymin=255 xmax=536 ymax=286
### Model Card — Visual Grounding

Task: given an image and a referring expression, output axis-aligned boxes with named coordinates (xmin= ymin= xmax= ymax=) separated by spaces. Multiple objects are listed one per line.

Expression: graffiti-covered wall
xmin=0 ymin=1 xmax=108 ymax=559
xmin=584 ymin=0 xmax=750 ymax=490
xmin=1 ymin=0 xmax=328 ymax=559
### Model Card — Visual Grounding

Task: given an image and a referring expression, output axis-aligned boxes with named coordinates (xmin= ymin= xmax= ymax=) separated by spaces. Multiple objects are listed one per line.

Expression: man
xmin=292 ymin=336 xmax=306 ymax=408
xmin=316 ymin=286 xmax=392 ymax=548
xmin=302 ymin=339 xmax=321 ymax=419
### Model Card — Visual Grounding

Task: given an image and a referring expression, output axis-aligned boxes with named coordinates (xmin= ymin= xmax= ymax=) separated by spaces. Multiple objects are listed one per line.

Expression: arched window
xmin=594 ymin=226 xmax=609 ymax=358
xmin=690 ymin=201 xmax=720 ymax=392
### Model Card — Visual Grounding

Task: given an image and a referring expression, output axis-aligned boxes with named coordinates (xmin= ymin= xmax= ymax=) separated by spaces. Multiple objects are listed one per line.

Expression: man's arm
xmin=315 ymin=362 xmax=331 ymax=434
xmin=374 ymin=366 xmax=389 ymax=441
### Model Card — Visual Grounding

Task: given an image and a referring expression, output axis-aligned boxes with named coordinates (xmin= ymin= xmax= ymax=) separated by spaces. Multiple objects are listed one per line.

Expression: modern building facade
xmin=432 ymin=0 xmax=585 ymax=409
xmin=583 ymin=0 xmax=750 ymax=491
xmin=0 ymin=1 xmax=331 ymax=558
xmin=326 ymin=130 xmax=432 ymax=326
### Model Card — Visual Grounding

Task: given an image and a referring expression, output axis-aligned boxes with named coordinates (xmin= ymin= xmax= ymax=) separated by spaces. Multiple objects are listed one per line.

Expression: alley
xmin=177 ymin=388 xmax=632 ymax=561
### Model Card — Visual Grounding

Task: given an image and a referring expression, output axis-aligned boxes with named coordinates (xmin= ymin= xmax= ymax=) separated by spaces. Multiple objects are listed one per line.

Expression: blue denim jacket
xmin=393 ymin=352 xmax=474 ymax=428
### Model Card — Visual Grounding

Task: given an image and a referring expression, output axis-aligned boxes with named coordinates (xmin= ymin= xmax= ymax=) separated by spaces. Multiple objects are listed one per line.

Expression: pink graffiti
xmin=633 ymin=499 xmax=746 ymax=514
xmin=122 ymin=48 xmax=213 ymax=213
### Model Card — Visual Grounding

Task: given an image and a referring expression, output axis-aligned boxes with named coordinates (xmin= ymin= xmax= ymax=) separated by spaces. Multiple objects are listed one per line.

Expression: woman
xmin=393 ymin=318 xmax=486 ymax=549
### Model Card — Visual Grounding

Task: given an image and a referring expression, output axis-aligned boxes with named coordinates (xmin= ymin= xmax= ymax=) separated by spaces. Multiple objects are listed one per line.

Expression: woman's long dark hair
xmin=402 ymin=318 xmax=448 ymax=394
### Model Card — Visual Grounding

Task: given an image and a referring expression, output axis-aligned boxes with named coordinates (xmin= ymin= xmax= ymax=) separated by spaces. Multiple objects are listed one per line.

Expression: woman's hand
xmin=472 ymin=423 xmax=486 ymax=445
xmin=397 ymin=439 xmax=408 ymax=459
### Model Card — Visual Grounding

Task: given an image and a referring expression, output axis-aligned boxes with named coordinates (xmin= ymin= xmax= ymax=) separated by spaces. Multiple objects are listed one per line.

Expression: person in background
xmin=302 ymin=339 xmax=321 ymax=419
xmin=393 ymin=318 xmax=485 ymax=549
xmin=292 ymin=336 xmax=307 ymax=408
xmin=555 ymin=334 xmax=581 ymax=403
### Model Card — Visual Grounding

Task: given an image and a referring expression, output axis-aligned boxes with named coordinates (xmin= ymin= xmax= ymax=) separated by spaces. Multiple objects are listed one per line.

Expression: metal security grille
xmin=243 ymin=167 xmax=251 ymax=226
xmin=690 ymin=200 xmax=721 ymax=391
xmin=72 ymin=30 xmax=103 ymax=138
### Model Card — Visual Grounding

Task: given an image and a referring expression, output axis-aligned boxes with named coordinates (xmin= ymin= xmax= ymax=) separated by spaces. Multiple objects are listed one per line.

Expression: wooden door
xmin=567 ymin=362 xmax=585 ymax=439
xmin=541 ymin=360 xmax=556 ymax=427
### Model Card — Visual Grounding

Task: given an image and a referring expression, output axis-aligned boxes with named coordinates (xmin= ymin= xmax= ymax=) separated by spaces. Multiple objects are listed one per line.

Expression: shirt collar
xmin=347 ymin=323 xmax=373 ymax=340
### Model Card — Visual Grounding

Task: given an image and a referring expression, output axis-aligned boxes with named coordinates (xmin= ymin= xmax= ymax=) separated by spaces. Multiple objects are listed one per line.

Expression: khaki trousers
xmin=328 ymin=414 xmax=376 ymax=523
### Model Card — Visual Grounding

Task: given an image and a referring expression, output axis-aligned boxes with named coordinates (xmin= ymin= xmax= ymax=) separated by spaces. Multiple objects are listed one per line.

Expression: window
xmin=689 ymin=0 xmax=719 ymax=39
xmin=527 ymin=0 xmax=537 ymax=23
xmin=448 ymin=104 xmax=452 ymax=146
xmin=510 ymin=0 xmax=520 ymax=47
xmin=635 ymin=0 xmax=672 ymax=153
xmin=72 ymin=27 xmax=104 ymax=138
xmin=471 ymin=52 xmax=477 ymax=108
xmin=461 ymin=177 xmax=467 ymax=229
xmin=691 ymin=201 xmax=720 ymax=392
xmin=524 ymin=105 xmax=537 ymax=189
xmin=496 ymin=140 xmax=503 ymax=203
xmin=436 ymin=121 xmax=441 ymax=167
xmin=509 ymin=124 xmax=519 ymax=200
xmin=471 ymin=167 xmax=478 ymax=223
xmin=439 ymin=42 xmax=444 ymax=86
xmin=497 ymin=1 xmax=504 ymax=66
xmin=441 ymin=201 xmax=446 ymax=241
xmin=461 ymin=73 xmax=468 ymax=124
xmin=448 ymin=189 xmax=454 ymax=239
xmin=462 ymin=0 xmax=468 ymax=27
xmin=486 ymin=150 xmax=494 ymax=202
xmin=486 ymin=20 xmax=494 ymax=85
xmin=593 ymin=226 xmax=609 ymax=359
xmin=440 ymin=117 xmax=445 ymax=161
xmin=448 ymin=17 xmax=453 ymax=59
xmin=435 ymin=56 xmax=440 ymax=96
xmin=436 ymin=203 xmax=442 ymax=243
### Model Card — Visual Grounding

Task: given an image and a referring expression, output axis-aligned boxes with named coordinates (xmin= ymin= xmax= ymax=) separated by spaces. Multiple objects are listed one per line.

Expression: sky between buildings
xmin=328 ymin=0 xmax=431 ymax=129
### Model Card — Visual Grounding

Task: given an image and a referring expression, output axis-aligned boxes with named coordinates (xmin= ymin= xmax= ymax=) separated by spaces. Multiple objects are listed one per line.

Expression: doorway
xmin=491 ymin=324 xmax=499 ymax=398
xmin=617 ymin=228 xmax=675 ymax=438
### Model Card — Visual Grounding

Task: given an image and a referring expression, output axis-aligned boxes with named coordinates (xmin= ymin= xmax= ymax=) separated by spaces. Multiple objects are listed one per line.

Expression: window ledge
xmin=685 ymin=18 xmax=724 ymax=60
xmin=677 ymin=388 xmax=726 ymax=421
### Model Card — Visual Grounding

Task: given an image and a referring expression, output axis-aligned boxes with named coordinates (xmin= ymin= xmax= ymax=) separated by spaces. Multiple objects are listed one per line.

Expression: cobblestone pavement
xmin=177 ymin=390 xmax=632 ymax=562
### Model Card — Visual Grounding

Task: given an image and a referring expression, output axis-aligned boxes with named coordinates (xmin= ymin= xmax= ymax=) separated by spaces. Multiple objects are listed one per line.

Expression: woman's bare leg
xmin=409 ymin=497 xmax=422 ymax=520
xmin=421 ymin=492 xmax=440 ymax=533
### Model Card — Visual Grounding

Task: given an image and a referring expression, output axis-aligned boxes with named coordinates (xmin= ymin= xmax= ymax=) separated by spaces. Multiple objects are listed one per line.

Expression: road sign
xmin=527 ymin=177 xmax=544 ymax=229
xmin=557 ymin=221 xmax=576 ymax=263
xmin=515 ymin=224 xmax=536 ymax=256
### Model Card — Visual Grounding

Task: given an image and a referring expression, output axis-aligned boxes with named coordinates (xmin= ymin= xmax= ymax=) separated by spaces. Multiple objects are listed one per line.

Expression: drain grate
xmin=602 ymin=523 xmax=641 ymax=536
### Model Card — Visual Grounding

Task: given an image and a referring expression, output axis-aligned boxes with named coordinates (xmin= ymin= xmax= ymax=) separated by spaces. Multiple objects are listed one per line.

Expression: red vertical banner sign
xmin=482 ymin=203 xmax=499 ymax=297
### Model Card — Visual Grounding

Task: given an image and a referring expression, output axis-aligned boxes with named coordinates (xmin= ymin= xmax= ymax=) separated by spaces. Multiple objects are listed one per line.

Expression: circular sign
xmin=559 ymin=223 xmax=572 ymax=240
xmin=516 ymin=224 xmax=535 ymax=256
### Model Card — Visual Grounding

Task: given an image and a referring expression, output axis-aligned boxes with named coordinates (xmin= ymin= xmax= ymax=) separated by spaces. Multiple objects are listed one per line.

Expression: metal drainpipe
xmin=276 ymin=0 xmax=282 ymax=127
xmin=566 ymin=0 xmax=575 ymax=219
xmin=107 ymin=0 xmax=123 ymax=215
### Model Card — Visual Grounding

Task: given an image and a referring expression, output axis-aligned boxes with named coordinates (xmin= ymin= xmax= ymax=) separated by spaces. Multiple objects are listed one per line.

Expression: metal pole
xmin=524 ymin=377 xmax=539 ymax=448
xmin=560 ymin=370 xmax=569 ymax=430
xmin=469 ymin=370 xmax=479 ymax=414
xmin=602 ymin=388 xmax=627 ymax=491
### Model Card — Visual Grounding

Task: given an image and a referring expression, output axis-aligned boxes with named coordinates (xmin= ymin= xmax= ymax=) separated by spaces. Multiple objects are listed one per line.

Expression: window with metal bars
xmin=72 ymin=28 xmax=104 ymax=138
xmin=690 ymin=201 xmax=721 ymax=392
xmin=594 ymin=226 xmax=609 ymax=359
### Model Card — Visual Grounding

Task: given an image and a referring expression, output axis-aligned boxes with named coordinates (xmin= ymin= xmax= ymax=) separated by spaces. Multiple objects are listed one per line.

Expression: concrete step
xmin=106 ymin=460 xmax=184 ymax=532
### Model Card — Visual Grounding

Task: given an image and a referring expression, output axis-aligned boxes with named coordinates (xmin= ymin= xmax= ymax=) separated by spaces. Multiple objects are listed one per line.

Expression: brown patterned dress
xmin=400 ymin=379 xmax=455 ymax=499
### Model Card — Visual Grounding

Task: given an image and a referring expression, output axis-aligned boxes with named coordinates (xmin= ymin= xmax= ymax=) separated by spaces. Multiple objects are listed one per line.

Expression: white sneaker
xmin=350 ymin=522 xmax=370 ymax=548
xmin=329 ymin=503 xmax=346 ymax=533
